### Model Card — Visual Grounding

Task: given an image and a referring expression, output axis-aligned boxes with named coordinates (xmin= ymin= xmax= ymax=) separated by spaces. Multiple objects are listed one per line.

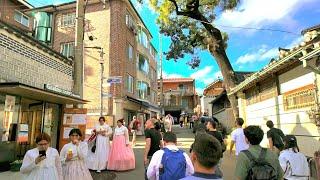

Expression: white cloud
xmin=214 ymin=71 xmax=222 ymax=79
xmin=190 ymin=66 xmax=214 ymax=79
xmin=203 ymin=77 xmax=216 ymax=85
xmin=236 ymin=37 xmax=303 ymax=65
xmin=196 ymin=88 xmax=204 ymax=95
xmin=161 ymin=71 xmax=184 ymax=79
xmin=216 ymin=0 xmax=315 ymax=31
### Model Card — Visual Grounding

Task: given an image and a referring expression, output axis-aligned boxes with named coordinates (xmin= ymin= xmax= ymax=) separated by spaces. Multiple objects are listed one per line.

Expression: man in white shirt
xmin=147 ymin=132 xmax=194 ymax=180
xmin=230 ymin=118 xmax=249 ymax=156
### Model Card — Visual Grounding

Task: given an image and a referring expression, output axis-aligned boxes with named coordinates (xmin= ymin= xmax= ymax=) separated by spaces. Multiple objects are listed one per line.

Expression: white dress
xmin=60 ymin=142 xmax=93 ymax=180
xmin=20 ymin=147 xmax=62 ymax=180
xmin=86 ymin=123 xmax=112 ymax=171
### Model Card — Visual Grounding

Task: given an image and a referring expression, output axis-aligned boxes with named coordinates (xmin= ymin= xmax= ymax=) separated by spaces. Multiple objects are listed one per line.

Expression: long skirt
xmin=63 ymin=160 xmax=93 ymax=180
xmin=86 ymin=134 xmax=110 ymax=170
xmin=107 ymin=135 xmax=135 ymax=171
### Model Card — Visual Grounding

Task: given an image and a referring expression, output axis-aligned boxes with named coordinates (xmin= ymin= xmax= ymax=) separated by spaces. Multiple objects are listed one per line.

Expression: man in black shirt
xmin=144 ymin=119 xmax=162 ymax=164
xmin=266 ymin=120 xmax=285 ymax=155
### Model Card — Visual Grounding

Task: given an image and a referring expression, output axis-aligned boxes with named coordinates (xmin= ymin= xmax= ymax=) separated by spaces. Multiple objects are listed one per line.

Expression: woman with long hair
xmin=20 ymin=133 xmax=62 ymax=180
xmin=60 ymin=128 xmax=92 ymax=180
xmin=279 ymin=135 xmax=309 ymax=179
xmin=107 ymin=119 xmax=135 ymax=171
xmin=86 ymin=116 xmax=112 ymax=172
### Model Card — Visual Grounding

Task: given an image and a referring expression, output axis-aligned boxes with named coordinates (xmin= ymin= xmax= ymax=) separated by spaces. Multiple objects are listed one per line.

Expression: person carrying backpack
xmin=279 ymin=135 xmax=309 ymax=180
xmin=266 ymin=120 xmax=285 ymax=155
xmin=235 ymin=125 xmax=283 ymax=180
xmin=147 ymin=132 xmax=194 ymax=180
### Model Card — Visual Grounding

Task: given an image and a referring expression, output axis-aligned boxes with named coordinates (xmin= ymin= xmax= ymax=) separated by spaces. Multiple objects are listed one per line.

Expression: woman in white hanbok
xmin=86 ymin=116 xmax=112 ymax=172
xmin=60 ymin=128 xmax=93 ymax=180
xmin=20 ymin=133 xmax=62 ymax=180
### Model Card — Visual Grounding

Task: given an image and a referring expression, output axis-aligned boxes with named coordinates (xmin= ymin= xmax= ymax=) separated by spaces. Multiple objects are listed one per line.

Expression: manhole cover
xmin=90 ymin=170 xmax=117 ymax=180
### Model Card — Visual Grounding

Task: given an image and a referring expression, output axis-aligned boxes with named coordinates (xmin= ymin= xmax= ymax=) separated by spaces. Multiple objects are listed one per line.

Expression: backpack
xmin=159 ymin=148 xmax=186 ymax=180
xmin=243 ymin=148 xmax=278 ymax=180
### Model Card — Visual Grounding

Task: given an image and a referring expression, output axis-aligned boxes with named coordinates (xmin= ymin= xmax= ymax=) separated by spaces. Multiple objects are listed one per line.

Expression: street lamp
xmin=84 ymin=46 xmax=105 ymax=117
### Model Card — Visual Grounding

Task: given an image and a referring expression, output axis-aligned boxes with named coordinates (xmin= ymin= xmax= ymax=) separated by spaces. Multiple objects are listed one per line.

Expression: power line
xmin=216 ymin=24 xmax=300 ymax=35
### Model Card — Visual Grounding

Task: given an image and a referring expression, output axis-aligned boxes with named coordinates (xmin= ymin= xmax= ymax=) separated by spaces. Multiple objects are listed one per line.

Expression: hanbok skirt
xmin=63 ymin=160 xmax=93 ymax=180
xmin=107 ymin=135 xmax=135 ymax=171
xmin=86 ymin=134 xmax=110 ymax=170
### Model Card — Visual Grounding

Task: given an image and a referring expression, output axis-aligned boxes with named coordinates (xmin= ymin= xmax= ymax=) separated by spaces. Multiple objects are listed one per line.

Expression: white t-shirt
xmin=231 ymin=128 xmax=249 ymax=155
xmin=279 ymin=148 xmax=309 ymax=179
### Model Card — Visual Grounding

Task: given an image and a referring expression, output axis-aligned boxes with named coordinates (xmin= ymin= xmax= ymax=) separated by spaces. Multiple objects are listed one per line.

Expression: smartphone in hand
xmin=39 ymin=150 xmax=46 ymax=157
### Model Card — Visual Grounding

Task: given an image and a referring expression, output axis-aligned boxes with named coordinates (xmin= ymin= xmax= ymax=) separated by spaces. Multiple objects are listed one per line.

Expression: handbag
xmin=91 ymin=138 xmax=97 ymax=153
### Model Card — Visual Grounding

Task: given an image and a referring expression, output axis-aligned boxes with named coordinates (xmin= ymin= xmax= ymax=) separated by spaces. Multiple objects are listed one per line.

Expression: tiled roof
xmin=161 ymin=78 xmax=194 ymax=83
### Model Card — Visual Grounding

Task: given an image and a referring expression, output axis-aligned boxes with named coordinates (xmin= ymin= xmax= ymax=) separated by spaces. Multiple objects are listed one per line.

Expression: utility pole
xmin=74 ymin=0 xmax=85 ymax=98
xmin=159 ymin=33 xmax=164 ymax=115
xmin=99 ymin=48 xmax=104 ymax=117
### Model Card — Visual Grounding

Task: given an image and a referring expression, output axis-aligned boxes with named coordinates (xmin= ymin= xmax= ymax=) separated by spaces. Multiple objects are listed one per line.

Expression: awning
xmin=0 ymin=82 xmax=88 ymax=104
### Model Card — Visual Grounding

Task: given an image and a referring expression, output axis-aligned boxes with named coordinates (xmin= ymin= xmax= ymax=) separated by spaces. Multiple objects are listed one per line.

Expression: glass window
xmin=128 ymin=43 xmax=133 ymax=61
xmin=138 ymin=30 xmax=149 ymax=49
xmin=14 ymin=11 xmax=29 ymax=27
xmin=127 ymin=75 xmax=134 ymax=93
xmin=60 ymin=42 xmax=74 ymax=58
xmin=126 ymin=11 xmax=135 ymax=28
xmin=61 ymin=13 xmax=75 ymax=27
xmin=181 ymin=98 xmax=189 ymax=108
xmin=137 ymin=81 xmax=149 ymax=100
xmin=138 ymin=54 xmax=149 ymax=75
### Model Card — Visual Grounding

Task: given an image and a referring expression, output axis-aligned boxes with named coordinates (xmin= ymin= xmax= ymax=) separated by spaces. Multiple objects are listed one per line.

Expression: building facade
xmin=200 ymin=79 xmax=224 ymax=116
xmin=230 ymin=25 xmax=320 ymax=156
xmin=28 ymin=0 xmax=159 ymax=127
xmin=159 ymin=78 xmax=199 ymax=120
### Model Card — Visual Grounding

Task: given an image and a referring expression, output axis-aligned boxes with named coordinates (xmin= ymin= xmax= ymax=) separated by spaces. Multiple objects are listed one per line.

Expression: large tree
xmin=138 ymin=0 xmax=240 ymax=118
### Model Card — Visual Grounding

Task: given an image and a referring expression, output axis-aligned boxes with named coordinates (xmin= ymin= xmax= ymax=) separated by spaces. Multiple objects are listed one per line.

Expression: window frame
xmin=127 ymin=43 xmax=133 ymax=61
xmin=60 ymin=42 xmax=74 ymax=58
xmin=14 ymin=10 xmax=29 ymax=27
xmin=127 ymin=74 xmax=134 ymax=93
xmin=61 ymin=13 xmax=76 ymax=27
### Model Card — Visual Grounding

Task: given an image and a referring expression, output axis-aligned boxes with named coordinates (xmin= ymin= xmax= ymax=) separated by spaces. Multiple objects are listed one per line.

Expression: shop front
xmin=0 ymin=83 xmax=86 ymax=169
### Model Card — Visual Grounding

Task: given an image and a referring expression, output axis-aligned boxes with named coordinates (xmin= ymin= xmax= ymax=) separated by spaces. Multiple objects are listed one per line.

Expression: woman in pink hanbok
xmin=60 ymin=128 xmax=92 ymax=180
xmin=107 ymin=119 xmax=135 ymax=171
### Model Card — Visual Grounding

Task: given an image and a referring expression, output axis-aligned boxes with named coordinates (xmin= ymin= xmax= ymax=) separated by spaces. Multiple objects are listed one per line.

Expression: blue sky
xmin=28 ymin=0 xmax=320 ymax=94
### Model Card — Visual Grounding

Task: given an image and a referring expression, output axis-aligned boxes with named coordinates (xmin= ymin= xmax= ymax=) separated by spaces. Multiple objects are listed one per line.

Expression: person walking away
xmin=159 ymin=117 xmax=166 ymax=134
xmin=190 ymin=114 xmax=196 ymax=129
xmin=179 ymin=115 xmax=184 ymax=128
xmin=129 ymin=116 xmax=138 ymax=146
xmin=60 ymin=128 xmax=92 ymax=180
xmin=234 ymin=125 xmax=283 ymax=180
xmin=147 ymin=132 xmax=194 ymax=180
xmin=107 ymin=119 xmax=135 ymax=171
xmin=144 ymin=119 xmax=162 ymax=179
xmin=279 ymin=135 xmax=309 ymax=179
xmin=86 ymin=116 xmax=112 ymax=172
xmin=266 ymin=120 xmax=285 ymax=155
xmin=164 ymin=114 xmax=173 ymax=132
xmin=181 ymin=132 xmax=223 ymax=180
xmin=229 ymin=118 xmax=249 ymax=156
xmin=206 ymin=120 xmax=226 ymax=177
xmin=20 ymin=133 xmax=62 ymax=180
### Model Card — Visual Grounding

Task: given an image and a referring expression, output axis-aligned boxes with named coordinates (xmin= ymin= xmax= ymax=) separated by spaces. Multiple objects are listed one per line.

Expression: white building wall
xmin=243 ymin=60 xmax=320 ymax=156
xmin=201 ymin=96 xmax=215 ymax=116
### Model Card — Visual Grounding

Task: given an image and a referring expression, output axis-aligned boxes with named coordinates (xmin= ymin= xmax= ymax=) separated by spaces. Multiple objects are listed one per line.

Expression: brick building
xmin=0 ymin=0 xmax=85 ymax=166
xmin=28 ymin=0 xmax=159 ymax=128
xmin=159 ymin=78 xmax=199 ymax=120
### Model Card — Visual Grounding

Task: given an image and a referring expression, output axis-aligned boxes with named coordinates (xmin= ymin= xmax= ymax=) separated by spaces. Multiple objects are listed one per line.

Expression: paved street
xmin=0 ymin=125 xmax=236 ymax=180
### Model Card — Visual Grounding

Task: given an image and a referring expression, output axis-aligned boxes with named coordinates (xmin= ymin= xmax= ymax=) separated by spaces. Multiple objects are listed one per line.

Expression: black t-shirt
xmin=267 ymin=128 xmax=285 ymax=150
xmin=207 ymin=130 xmax=224 ymax=144
xmin=145 ymin=128 xmax=161 ymax=157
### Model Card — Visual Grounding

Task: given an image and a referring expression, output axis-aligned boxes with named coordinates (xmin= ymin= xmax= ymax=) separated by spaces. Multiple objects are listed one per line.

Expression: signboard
xmin=45 ymin=84 xmax=81 ymax=98
xmin=4 ymin=95 xmax=15 ymax=112
xmin=106 ymin=76 xmax=122 ymax=84
xmin=63 ymin=114 xmax=86 ymax=125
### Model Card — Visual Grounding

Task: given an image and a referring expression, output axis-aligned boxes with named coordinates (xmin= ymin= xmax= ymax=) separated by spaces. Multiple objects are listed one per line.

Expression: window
xmin=138 ymin=29 xmax=149 ymax=49
xmin=126 ymin=75 xmax=134 ymax=93
xmin=60 ymin=42 xmax=74 ymax=58
xmin=151 ymin=91 xmax=156 ymax=103
xmin=138 ymin=54 xmax=149 ymax=74
xmin=61 ymin=13 xmax=75 ymax=27
xmin=245 ymin=79 xmax=276 ymax=105
xmin=283 ymin=84 xmax=315 ymax=111
xmin=126 ymin=11 xmax=135 ymax=29
xmin=127 ymin=44 xmax=133 ymax=61
xmin=137 ymin=81 xmax=149 ymax=100
xmin=14 ymin=11 xmax=29 ymax=27
xmin=181 ymin=98 xmax=189 ymax=108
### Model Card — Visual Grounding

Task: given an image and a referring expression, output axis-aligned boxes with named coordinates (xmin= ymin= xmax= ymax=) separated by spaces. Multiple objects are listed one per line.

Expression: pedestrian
xmin=266 ymin=120 xmax=285 ymax=155
xmin=86 ymin=116 xmax=112 ymax=172
xmin=190 ymin=114 xmax=196 ymax=129
xmin=129 ymin=116 xmax=138 ymax=146
xmin=195 ymin=117 xmax=207 ymax=135
xmin=20 ymin=133 xmax=62 ymax=180
xmin=179 ymin=115 xmax=184 ymax=128
xmin=107 ymin=119 xmax=135 ymax=171
xmin=206 ymin=120 xmax=226 ymax=177
xmin=144 ymin=119 xmax=163 ymax=179
xmin=164 ymin=114 xmax=173 ymax=132
xmin=234 ymin=125 xmax=283 ymax=180
xmin=147 ymin=132 xmax=194 ymax=180
xmin=60 ymin=128 xmax=93 ymax=180
xmin=181 ymin=133 xmax=222 ymax=180
xmin=229 ymin=118 xmax=249 ymax=156
xmin=279 ymin=135 xmax=309 ymax=179
xmin=159 ymin=117 xmax=166 ymax=134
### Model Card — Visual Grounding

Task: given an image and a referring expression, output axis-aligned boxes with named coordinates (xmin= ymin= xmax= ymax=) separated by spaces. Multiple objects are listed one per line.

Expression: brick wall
xmin=0 ymin=30 xmax=73 ymax=91
xmin=0 ymin=0 xmax=33 ymax=32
